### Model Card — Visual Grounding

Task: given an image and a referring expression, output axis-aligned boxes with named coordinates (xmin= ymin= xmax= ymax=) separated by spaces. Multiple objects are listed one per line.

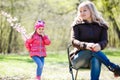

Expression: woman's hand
xmin=91 ymin=43 xmax=101 ymax=52
xmin=85 ymin=43 xmax=95 ymax=50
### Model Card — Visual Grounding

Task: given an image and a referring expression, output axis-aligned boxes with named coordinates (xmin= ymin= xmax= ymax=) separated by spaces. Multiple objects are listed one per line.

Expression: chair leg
xmin=70 ymin=67 xmax=75 ymax=80
xmin=75 ymin=70 xmax=78 ymax=80
xmin=70 ymin=68 xmax=78 ymax=80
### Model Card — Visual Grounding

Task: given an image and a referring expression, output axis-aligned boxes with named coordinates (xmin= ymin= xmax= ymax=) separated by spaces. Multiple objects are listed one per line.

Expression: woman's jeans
xmin=32 ymin=56 xmax=44 ymax=76
xmin=72 ymin=50 xmax=117 ymax=80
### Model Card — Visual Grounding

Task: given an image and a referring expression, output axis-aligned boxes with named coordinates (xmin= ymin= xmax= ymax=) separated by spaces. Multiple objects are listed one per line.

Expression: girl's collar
xmin=35 ymin=32 xmax=43 ymax=37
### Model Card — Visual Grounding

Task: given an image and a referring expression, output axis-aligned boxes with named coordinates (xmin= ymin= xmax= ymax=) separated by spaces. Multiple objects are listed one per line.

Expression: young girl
xmin=71 ymin=1 xmax=120 ymax=80
xmin=25 ymin=20 xmax=51 ymax=80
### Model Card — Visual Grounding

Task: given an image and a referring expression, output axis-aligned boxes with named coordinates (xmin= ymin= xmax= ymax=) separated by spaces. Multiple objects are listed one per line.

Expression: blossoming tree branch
xmin=1 ymin=11 xmax=28 ymax=41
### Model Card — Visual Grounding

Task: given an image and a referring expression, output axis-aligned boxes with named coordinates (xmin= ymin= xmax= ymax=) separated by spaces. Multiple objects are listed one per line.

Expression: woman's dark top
xmin=71 ymin=22 xmax=108 ymax=50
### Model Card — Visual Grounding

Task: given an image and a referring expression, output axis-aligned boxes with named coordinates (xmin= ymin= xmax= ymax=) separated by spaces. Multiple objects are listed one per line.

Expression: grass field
xmin=0 ymin=49 xmax=120 ymax=80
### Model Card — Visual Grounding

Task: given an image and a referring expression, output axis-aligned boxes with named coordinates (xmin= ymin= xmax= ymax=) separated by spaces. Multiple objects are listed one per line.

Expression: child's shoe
xmin=36 ymin=76 xmax=41 ymax=80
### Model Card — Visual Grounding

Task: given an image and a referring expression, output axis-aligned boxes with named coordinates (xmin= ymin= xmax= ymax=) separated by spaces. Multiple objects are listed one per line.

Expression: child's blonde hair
xmin=72 ymin=1 xmax=107 ymax=27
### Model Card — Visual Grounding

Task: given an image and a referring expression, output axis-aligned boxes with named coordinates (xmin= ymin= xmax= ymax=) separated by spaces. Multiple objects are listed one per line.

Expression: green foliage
xmin=46 ymin=0 xmax=77 ymax=14
xmin=94 ymin=0 xmax=120 ymax=48
xmin=0 ymin=0 xmax=120 ymax=53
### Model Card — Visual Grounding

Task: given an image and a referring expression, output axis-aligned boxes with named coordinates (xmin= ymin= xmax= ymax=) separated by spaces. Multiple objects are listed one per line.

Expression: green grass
xmin=0 ymin=52 xmax=69 ymax=80
xmin=0 ymin=50 xmax=120 ymax=80
xmin=0 ymin=54 xmax=33 ymax=79
xmin=104 ymin=49 xmax=120 ymax=56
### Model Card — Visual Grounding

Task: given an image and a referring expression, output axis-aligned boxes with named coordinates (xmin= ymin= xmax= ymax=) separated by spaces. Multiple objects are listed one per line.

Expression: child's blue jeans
xmin=32 ymin=56 xmax=44 ymax=76
xmin=73 ymin=50 xmax=117 ymax=80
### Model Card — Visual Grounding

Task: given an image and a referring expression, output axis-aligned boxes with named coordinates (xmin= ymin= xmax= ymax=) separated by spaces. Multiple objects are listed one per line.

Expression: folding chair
xmin=67 ymin=44 xmax=78 ymax=80
xmin=67 ymin=44 xmax=90 ymax=80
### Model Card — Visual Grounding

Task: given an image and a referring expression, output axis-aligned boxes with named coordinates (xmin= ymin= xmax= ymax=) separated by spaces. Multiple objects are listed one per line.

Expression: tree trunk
xmin=7 ymin=0 xmax=14 ymax=53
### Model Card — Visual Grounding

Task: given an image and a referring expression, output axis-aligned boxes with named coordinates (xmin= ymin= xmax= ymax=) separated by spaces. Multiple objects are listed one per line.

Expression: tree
xmin=95 ymin=0 xmax=120 ymax=48
xmin=0 ymin=0 xmax=29 ymax=53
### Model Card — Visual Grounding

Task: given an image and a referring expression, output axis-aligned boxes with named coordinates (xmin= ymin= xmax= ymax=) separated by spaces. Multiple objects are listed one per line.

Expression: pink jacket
xmin=25 ymin=33 xmax=51 ymax=57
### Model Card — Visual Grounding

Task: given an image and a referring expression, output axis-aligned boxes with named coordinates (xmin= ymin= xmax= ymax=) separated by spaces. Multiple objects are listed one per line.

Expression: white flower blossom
xmin=7 ymin=18 xmax=12 ymax=23
xmin=6 ymin=14 xmax=11 ymax=18
xmin=1 ymin=11 xmax=28 ymax=41
xmin=12 ymin=17 xmax=18 ymax=22
xmin=10 ymin=23 xmax=14 ymax=27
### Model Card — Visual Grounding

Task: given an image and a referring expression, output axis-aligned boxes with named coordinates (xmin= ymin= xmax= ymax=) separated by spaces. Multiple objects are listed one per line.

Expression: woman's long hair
xmin=72 ymin=1 xmax=108 ymax=27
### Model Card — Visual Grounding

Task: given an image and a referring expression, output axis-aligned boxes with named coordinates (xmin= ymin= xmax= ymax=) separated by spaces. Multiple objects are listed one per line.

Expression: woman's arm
xmin=98 ymin=28 xmax=108 ymax=50
xmin=71 ymin=26 xmax=87 ymax=50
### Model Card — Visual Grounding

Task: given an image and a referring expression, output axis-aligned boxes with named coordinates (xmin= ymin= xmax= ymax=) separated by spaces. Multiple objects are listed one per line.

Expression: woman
xmin=71 ymin=1 xmax=120 ymax=80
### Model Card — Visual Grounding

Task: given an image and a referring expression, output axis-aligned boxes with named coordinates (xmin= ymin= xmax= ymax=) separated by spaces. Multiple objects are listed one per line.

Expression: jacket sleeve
xmin=25 ymin=38 xmax=34 ymax=51
xmin=71 ymin=26 xmax=85 ymax=49
xmin=98 ymin=27 xmax=108 ymax=50
xmin=42 ymin=35 xmax=51 ymax=45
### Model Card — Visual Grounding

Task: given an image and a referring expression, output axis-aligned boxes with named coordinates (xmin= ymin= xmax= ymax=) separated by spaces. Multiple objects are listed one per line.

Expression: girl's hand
xmin=41 ymin=31 xmax=45 ymax=36
xmin=91 ymin=43 xmax=101 ymax=52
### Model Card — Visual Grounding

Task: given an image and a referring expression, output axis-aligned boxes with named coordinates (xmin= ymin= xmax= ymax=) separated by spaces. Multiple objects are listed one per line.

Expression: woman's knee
xmin=91 ymin=57 xmax=101 ymax=67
